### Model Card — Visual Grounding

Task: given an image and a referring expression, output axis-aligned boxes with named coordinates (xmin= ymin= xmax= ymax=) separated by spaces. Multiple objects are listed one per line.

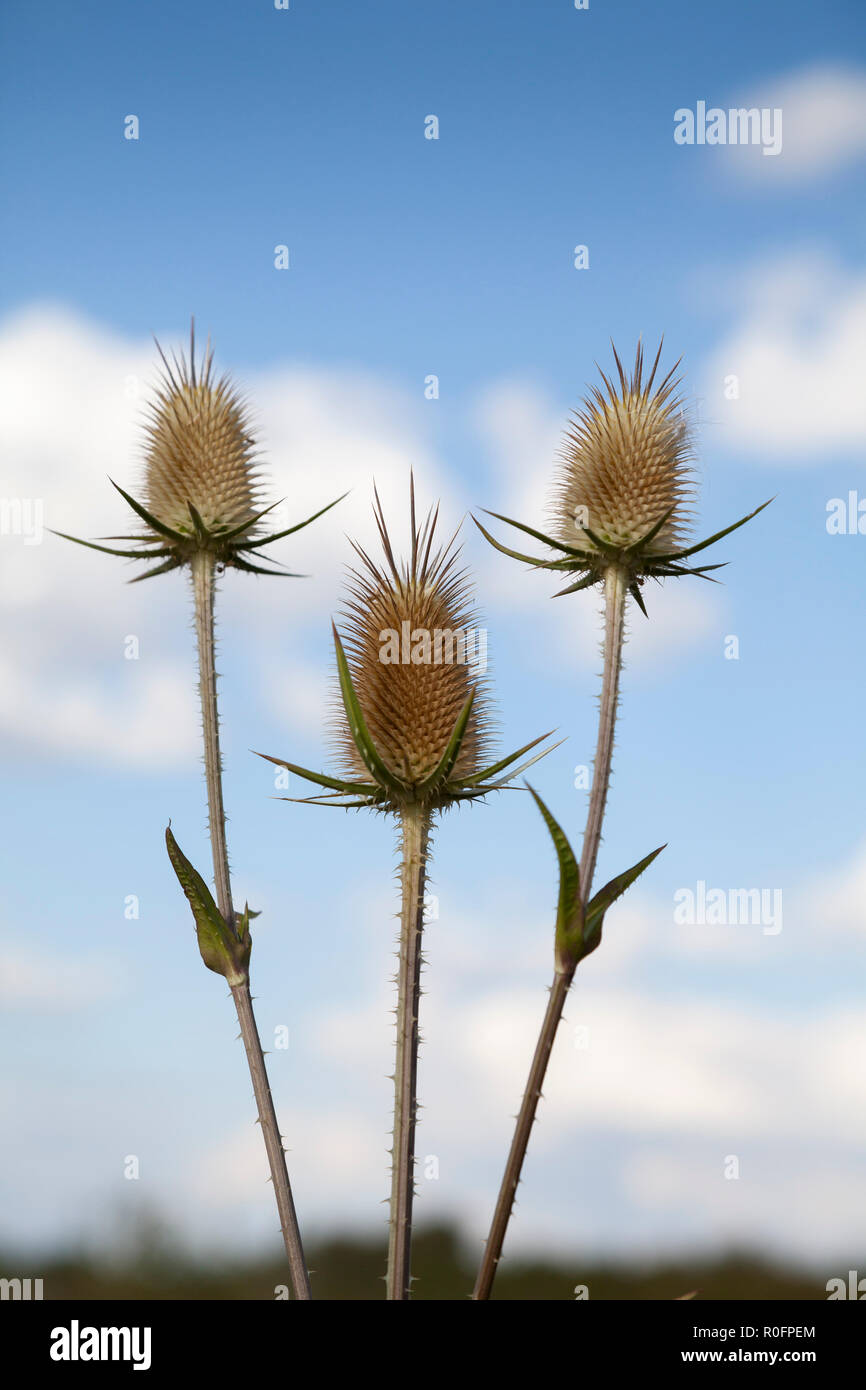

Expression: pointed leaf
xmin=553 ymin=571 xmax=598 ymax=598
xmin=215 ymin=499 xmax=284 ymax=542
xmin=254 ymin=750 xmax=377 ymax=794
xmin=242 ymin=491 xmax=349 ymax=549
xmin=623 ymin=505 xmax=677 ymax=554
xmin=276 ymin=794 xmax=379 ymax=809
xmin=231 ymin=556 xmax=306 ymax=578
xmin=333 ymin=626 xmax=406 ymax=796
xmin=50 ymin=530 xmax=173 ymax=560
xmin=109 ymin=479 xmax=188 ymax=542
xmin=678 ymin=569 xmax=724 ymax=584
xmin=526 ymin=785 xmax=582 ymax=964
xmin=236 ymin=902 xmax=253 ymax=945
xmin=650 ymin=498 xmax=773 ymax=563
xmin=583 ymin=844 xmax=666 ymax=951
xmin=415 ymin=689 xmax=476 ymax=798
xmin=187 ymin=501 xmax=209 ymax=541
xmin=128 ymin=558 xmax=184 ymax=582
xmin=459 ymin=731 xmax=556 ymax=787
xmin=481 ymin=510 xmax=596 ymax=561
xmin=471 ymin=515 xmax=561 ymax=569
xmin=478 ymin=737 xmax=566 ymax=791
xmin=629 ymin=582 xmax=649 ymax=618
xmin=96 ymin=534 xmax=169 ymax=544
xmin=165 ymin=826 xmax=251 ymax=985
xmin=654 ymin=561 xmax=728 ymax=577
xmin=647 ymin=564 xmax=724 ymax=584
xmin=579 ymin=523 xmax=621 ymax=556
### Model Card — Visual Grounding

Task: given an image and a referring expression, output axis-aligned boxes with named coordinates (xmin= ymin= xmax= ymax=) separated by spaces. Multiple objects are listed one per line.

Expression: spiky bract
xmin=52 ymin=322 xmax=346 ymax=581
xmin=553 ymin=340 xmax=694 ymax=557
xmin=258 ymin=480 xmax=558 ymax=812
xmin=143 ymin=330 xmax=263 ymax=540
xmin=335 ymin=485 xmax=491 ymax=788
xmin=473 ymin=341 xmax=771 ymax=616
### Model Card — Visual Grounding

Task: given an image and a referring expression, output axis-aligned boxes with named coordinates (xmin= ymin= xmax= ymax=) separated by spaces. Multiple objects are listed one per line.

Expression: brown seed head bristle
xmin=333 ymin=482 xmax=494 ymax=790
xmin=552 ymin=341 xmax=696 ymax=557
xmin=141 ymin=324 xmax=263 ymax=537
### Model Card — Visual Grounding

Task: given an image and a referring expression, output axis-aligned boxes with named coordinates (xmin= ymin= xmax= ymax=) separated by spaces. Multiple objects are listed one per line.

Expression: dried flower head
xmin=143 ymin=331 xmax=263 ymax=540
xmin=258 ymin=478 xmax=557 ymax=811
xmin=53 ymin=320 xmax=345 ymax=580
xmin=334 ymin=483 xmax=492 ymax=788
xmin=474 ymin=340 xmax=771 ymax=616
xmin=553 ymin=341 xmax=694 ymax=557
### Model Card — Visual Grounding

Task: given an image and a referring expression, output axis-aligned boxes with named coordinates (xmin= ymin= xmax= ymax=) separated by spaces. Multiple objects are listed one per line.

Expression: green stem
xmin=387 ymin=802 xmax=431 ymax=1300
xmin=473 ymin=563 xmax=628 ymax=1300
xmin=191 ymin=551 xmax=311 ymax=1301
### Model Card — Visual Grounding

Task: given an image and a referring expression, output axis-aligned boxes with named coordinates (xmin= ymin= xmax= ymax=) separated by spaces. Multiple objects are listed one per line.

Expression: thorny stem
xmin=472 ymin=972 xmax=571 ymax=1302
xmin=473 ymin=564 xmax=628 ymax=1300
xmin=230 ymin=981 xmax=310 ymax=1299
xmin=577 ymin=564 xmax=628 ymax=895
xmin=191 ymin=551 xmax=311 ymax=1300
xmin=191 ymin=552 xmax=233 ymax=924
xmin=387 ymin=802 xmax=431 ymax=1300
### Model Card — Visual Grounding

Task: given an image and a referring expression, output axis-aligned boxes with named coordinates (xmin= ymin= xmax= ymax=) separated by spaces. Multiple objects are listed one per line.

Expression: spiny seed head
xmin=54 ymin=322 xmax=348 ymax=582
xmin=552 ymin=341 xmax=696 ymax=562
xmin=472 ymin=339 xmax=769 ymax=615
xmin=141 ymin=323 xmax=264 ymax=540
xmin=332 ymin=483 xmax=494 ymax=794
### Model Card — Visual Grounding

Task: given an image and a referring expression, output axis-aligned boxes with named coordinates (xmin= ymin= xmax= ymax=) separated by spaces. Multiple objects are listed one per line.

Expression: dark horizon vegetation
xmin=0 ymin=1222 xmax=843 ymax=1301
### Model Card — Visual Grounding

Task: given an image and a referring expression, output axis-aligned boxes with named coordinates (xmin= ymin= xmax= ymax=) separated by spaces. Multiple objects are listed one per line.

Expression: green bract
xmin=165 ymin=826 xmax=254 ymax=986
xmin=51 ymin=323 xmax=346 ymax=581
xmin=526 ymin=786 xmax=665 ymax=972
xmin=52 ymin=479 xmax=347 ymax=582
xmin=258 ymin=625 xmax=561 ymax=812
xmin=473 ymin=497 xmax=773 ymax=618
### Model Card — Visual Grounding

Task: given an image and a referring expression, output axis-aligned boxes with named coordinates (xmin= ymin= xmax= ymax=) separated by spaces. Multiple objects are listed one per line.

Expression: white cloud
xmin=5 ymin=855 xmax=865 ymax=1259
xmin=237 ymin=361 xmax=460 ymax=614
xmin=444 ymin=989 xmax=866 ymax=1148
xmin=805 ymin=839 xmax=866 ymax=937
xmin=257 ymin=856 xmax=866 ymax=1258
xmin=193 ymin=1107 xmax=388 ymax=1229
xmin=701 ymin=252 xmax=866 ymax=458
xmin=0 ymin=657 xmax=197 ymax=765
xmin=622 ymin=1148 xmax=866 ymax=1264
xmin=724 ymin=65 xmax=866 ymax=184
xmin=289 ymin=974 xmax=866 ymax=1258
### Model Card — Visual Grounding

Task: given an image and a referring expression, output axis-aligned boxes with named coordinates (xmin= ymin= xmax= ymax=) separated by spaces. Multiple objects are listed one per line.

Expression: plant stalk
xmin=191 ymin=552 xmax=233 ymax=924
xmin=191 ymin=550 xmax=311 ymax=1300
xmin=473 ymin=563 xmax=628 ymax=1300
xmin=577 ymin=563 xmax=628 ymax=894
xmin=387 ymin=801 xmax=431 ymax=1300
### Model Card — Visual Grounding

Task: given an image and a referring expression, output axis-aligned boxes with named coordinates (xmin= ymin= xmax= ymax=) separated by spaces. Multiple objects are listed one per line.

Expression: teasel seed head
xmin=552 ymin=340 xmax=695 ymax=559
xmin=473 ymin=340 xmax=772 ymax=617
xmin=53 ymin=319 xmax=347 ymax=580
xmin=257 ymin=477 xmax=560 ymax=812
xmin=333 ymin=482 xmax=493 ymax=794
xmin=142 ymin=327 xmax=263 ymax=541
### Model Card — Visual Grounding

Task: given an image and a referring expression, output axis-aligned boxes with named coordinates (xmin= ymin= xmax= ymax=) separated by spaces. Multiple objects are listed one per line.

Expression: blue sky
xmin=1 ymin=0 xmax=866 ymax=1281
